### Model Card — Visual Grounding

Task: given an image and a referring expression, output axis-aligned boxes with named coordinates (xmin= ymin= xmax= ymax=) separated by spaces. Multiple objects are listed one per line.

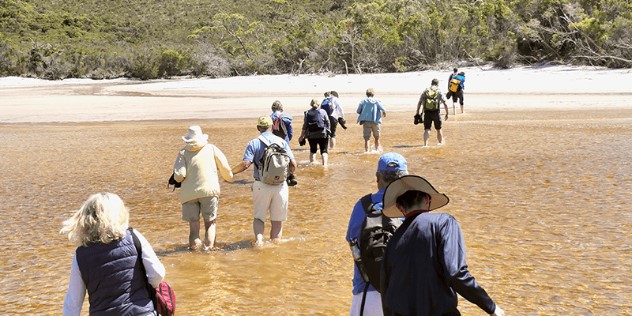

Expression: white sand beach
xmin=1 ymin=65 xmax=631 ymax=123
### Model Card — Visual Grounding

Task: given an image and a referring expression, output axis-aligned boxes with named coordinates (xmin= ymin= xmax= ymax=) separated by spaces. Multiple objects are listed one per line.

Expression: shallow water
xmin=0 ymin=110 xmax=630 ymax=315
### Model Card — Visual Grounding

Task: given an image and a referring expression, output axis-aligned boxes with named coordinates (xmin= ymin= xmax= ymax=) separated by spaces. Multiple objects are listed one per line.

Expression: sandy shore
xmin=1 ymin=65 xmax=631 ymax=123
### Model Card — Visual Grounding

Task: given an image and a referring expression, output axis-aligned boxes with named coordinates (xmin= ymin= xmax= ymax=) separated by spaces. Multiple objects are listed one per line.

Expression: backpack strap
xmin=360 ymin=194 xmax=373 ymax=215
xmin=258 ymin=135 xmax=271 ymax=147
xmin=129 ymin=228 xmax=158 ymax=304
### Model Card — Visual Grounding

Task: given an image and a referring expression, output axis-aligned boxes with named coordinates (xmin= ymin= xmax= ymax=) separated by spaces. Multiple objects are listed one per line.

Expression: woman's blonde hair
xmin=60 ymin=192 xmax=129 ymax=247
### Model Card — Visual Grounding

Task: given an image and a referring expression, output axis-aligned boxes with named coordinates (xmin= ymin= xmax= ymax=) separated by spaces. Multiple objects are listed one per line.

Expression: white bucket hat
xmin=382 ymin=175 xmax=450 ymax=218
xmin=182 ymin=125 xmax=208 ymax=143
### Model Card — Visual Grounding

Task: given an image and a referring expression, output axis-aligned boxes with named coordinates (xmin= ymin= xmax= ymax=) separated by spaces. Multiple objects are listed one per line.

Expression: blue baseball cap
xmin=377 ymin=152 xmax=408 ymax=173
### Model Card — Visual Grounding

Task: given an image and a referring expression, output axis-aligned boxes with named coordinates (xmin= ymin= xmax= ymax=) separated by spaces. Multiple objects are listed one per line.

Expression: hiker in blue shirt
xmin=232 ymin=116 xmax=297 ymax=246
xmin=446 ymin=68 xmax=466 ymax=114
xmin=380 ymin=175 xmax=505 ymax=316
xmin=345 ymin=152 xmax=408 ymax=316
xmin=356 ymin=88 xmax=386 ymax=153
xmin=270 ymin=100 xmax=293 ymax=143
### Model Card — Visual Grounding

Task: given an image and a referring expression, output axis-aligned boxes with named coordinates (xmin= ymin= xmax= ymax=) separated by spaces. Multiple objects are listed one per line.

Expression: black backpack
xmin=358 ymin=193 xmax=401 ymax=293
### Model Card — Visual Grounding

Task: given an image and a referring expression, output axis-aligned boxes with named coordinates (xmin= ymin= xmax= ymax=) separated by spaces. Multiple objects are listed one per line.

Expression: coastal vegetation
xmin=0 ymin=0 xmax=630 ymax=79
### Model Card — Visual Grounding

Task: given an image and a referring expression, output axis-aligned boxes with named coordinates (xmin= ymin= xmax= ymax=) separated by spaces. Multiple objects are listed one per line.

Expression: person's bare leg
xmin=329 ymin=137 xmax=336 ymax=149
xmin=253 ymin=218 xmax=265 ymax=245
xmin=189 ymin=220 xmax=202 ymax=250
xmin=203 ymin=220 xmax=216 ymax=249
xmin=374 ymin=136 xmax=381 ymax=151
xmin=270 ymin=220 xmax=283 ymax=240
xmin=309 ymin=153 xmax=316 ymax=163
xmin=423 ymin=129 xmax=430 ymax=147
xmin=437 ymin=129 xmax=444 ymax=145
xmin=322 ymin=153 xmax=328 ymax=167
xmin=364 ymin=139 xmax=370 ymax=152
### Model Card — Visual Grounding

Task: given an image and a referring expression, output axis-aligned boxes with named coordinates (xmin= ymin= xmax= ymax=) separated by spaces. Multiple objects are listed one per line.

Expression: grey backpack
xmin=257 ymin=135 xmax=290 ymax=185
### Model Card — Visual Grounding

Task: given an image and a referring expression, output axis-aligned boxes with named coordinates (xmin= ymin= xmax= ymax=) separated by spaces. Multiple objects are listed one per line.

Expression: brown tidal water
xmin=0 ymin=110 xmax=630 ymax=315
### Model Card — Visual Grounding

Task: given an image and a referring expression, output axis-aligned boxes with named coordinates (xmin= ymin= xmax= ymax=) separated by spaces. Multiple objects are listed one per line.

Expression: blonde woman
xmin=61 ymin=192 xmax=165 ymax=316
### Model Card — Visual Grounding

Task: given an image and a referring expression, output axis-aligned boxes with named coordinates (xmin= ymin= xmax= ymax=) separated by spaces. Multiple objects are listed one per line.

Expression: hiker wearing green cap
xmin=232 ymin=116 xmax=297 ymax=246
xmin=380 ymin=175 xmax=505 ymax=316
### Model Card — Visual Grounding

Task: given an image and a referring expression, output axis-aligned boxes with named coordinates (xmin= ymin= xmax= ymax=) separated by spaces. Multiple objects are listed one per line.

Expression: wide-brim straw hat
xmin=182 ymin=125 xmax=209 ymax=143
xmin=382 ymin=175 xmax=450 ymax=218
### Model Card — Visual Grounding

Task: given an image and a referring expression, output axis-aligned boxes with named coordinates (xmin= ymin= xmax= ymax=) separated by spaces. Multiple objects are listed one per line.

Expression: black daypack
xmin=358 ymin=193 xmax=401 ymax=293
xmin=305 ymin=109 xmax=326 ymax=133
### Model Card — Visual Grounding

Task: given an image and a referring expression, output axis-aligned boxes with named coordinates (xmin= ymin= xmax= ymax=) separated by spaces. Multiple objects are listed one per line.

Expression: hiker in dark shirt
xmin=380 ymin=175 xmax=505 ymax=316
xmin=298 ymin=98 xmax=330 ymax=166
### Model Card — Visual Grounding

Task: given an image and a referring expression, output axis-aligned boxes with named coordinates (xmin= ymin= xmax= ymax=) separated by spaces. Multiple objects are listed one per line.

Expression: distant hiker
xmin=298 ymin=98 xmax=330 ymax=166
xmin=173 ymin=125 xmax=234 ymax=251
xmin=345 ymin=152 xmax=408 ymax=316
xmin=416 ymin=79 xmax=449 ymax=147
xmin=446 ymin=68 xmax=466 ymax=114
xmin=62 ymin=193 xmax=166 ymax=315
xmin=270 ymin=100 xmax=293 ymax=143
xmin=357 ymin=88 xmax=386 ymax=153
xmin=232 ymin=116 xmax=298 ymax=246
xmin=380 ymin=175 xmax=505 ymax=316
xmin=321 ymin=91 xmax=346 ymax=150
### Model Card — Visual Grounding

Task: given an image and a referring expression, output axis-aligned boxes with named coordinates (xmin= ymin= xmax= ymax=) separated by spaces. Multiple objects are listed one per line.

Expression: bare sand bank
xmin=1 ymin=65 xmax=631 ymax=123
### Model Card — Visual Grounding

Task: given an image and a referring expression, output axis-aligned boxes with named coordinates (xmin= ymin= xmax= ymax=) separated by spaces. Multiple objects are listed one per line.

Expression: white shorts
xmin=252 ymin=181 xmax=288 ymax=222
xmin=350 ymin=290 xmax=383 ymax=316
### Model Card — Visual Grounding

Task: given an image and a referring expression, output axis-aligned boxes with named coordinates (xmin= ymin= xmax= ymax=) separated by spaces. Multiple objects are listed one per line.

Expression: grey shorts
xmin=361 ymin=121 xmax=381 ymax=140
xmin=182 ymin=196 xmax=218 ymax=222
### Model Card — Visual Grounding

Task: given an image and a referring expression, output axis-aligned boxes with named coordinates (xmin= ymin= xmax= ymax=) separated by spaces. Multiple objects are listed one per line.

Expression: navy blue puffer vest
xmin=76 ymin=230 xmax=154 ymax=315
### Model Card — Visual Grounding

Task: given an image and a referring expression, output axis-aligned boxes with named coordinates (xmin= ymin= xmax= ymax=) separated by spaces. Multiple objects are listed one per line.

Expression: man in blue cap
xmin=345 ymin=152 xmax=408 ymax=316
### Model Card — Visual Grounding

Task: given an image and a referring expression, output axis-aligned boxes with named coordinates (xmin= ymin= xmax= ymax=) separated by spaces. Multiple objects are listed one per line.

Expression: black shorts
xmin=446 ymin=90 xmax=464 ymax=105
xmin=308 ymin=137 xmax=329 ymax=154
xmin=328 ymin=115 xmax=338 ymax=138
xmin=423 ymin=110 xmax=442 ymax=130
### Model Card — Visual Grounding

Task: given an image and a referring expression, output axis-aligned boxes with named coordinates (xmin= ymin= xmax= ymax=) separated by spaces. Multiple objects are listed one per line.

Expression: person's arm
xmin=440 ymin=215 xmax=496 ymax=314
xmin=416 ymin=94 xmax=424 ymax=115
xmin=443 ymin=100 xmax=449 ymax=120
xmin=378 ymin=101 xmax=387 ymax=118
xmin=356 ymin=102 xmax=363 ymax=114
xmin=173 ymin=150 xmax=186 ymax=182
xmin=335 ymin=99 xmax=345 ymax=118
xmin=285 ymin=118 xmax=293 ymax=141
xmin=213 ymin=145 xmax=234 ymax=183
xmin=231 ymin=160 xmax=251 ymax=175
xmin=133 ymin=229 xmax=166 ymax=288
xmin=62 ymin=255 xmax=86 ymax=316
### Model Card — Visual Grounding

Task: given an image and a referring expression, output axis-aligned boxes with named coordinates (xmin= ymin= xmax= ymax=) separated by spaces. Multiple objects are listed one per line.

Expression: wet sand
xmin=1 ymin=67 xmax=631 ymax=315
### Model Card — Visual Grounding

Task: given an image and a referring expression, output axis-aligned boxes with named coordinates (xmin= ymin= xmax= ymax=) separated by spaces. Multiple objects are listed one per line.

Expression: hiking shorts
xmin=308 ymin=137 xmax=328 ymax=154
xmin=252 ymin=180 xmax=288 ymax=222
xmin=328 ymin=115 xmax=338 ymax=138
xmin=361 ymin=121 xmax=381 ymax=140
xmin=182 ymin=196 xmax=218 ymax=222
xmin=350 ymin=290 xmax=383 ymax=316
xmin=446 ymin=90 xmax=464 ymax=105
xmin=423 ymin=110 xmax=442 ymax=130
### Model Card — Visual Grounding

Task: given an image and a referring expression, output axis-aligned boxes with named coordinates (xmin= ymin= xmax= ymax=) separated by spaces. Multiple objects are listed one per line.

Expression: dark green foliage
xmin=0 ymin=0 xmax=629 ymax=79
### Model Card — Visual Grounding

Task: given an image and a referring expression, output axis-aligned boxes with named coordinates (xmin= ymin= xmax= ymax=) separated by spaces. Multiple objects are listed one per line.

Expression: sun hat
xmin=382 ymin=175 xmax=450 ymax=218
xmin=377 ymin=152 xmax=408 ymax=173
xmin=257 ymin=116 xmax=273 ymax=127
xmin=182 ymin=125 xmax=208 ymax=143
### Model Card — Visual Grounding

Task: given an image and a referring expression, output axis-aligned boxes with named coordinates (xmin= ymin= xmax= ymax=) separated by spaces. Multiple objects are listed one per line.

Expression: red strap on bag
xmin=155 ymin=281 xmax=176 ymax=316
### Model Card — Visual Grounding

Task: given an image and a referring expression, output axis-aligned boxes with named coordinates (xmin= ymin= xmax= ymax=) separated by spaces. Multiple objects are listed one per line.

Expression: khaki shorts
xmin=182 ymin=196 xmax=218 ymax=222
xmin=252 ymin=181 xmax=288 ymax=222
xmin=361 ymin=121 xmax=381 ymax=140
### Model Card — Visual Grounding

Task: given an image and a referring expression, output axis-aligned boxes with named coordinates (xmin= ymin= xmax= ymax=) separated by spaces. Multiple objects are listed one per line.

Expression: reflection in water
xmin=0 ymin=110 xmax=631 ymax=315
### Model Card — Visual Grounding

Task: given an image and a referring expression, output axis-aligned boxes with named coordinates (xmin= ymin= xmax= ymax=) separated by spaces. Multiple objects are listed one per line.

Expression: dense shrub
xmin=0 ymin=0 xmax=628 ymax=80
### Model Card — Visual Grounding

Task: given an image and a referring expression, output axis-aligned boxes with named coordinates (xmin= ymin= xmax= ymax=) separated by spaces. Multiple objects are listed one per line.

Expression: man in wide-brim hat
xmin=380 ymin=175 xmax=505 ymax=316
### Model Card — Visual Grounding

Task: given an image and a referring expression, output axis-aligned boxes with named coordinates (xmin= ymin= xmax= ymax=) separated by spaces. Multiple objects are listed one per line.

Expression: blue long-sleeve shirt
xmin=270 ymin=111 xmax=293 ymax=142
xmin=356 ymin=97 xmax=385 ymax=124
xmin=381 ymin=212 xmax=496 ymax=315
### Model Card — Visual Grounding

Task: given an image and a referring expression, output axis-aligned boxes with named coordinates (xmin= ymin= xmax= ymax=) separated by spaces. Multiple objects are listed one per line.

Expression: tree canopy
xmin=0 ymin=0 xmax=630 ymax=79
